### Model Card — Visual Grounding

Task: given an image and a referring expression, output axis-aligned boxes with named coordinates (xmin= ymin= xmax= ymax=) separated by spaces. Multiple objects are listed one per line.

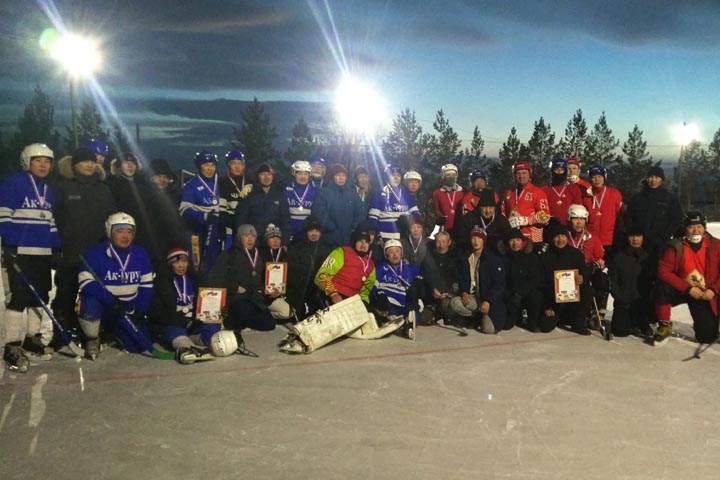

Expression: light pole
xmin=50 ymin=33 xmax=101 ymax=148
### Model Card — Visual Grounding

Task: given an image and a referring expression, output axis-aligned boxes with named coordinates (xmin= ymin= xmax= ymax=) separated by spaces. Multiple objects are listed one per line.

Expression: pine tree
xmin=585 ymin=111 xmax=620 ymax=168
xmin=678 ymin=140 xmax=709 ymax=211
xmin=526 ymin=117 xmax=556 ymax=184
xmin=492 ymin=127 xmax=524 ymax=192
xmin=231 ymin=97 xmax=281 ymax=180
xmin=65 ymin=100 xmax=109 ymax=153
xmin=705 ymin=128 xmax=720 ymax=210
xmin=10 ymin=86 xmax=62 ymax=167
xmin=459 ymin=126 xmax=492 ymax=186
xmin=614 ymin=125 xmax=654 ymax=199
xmin=382 ymin=108 xmax=430 ymax=172
xmin=284 ymin=116 xmax=319 ymax=163
xmin=561 ymin=109 xmax=589 ymax=160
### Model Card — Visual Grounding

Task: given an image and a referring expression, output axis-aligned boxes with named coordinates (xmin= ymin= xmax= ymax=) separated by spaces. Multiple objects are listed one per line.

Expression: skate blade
xmin=6 ymin=361 xmax=29 ymax=373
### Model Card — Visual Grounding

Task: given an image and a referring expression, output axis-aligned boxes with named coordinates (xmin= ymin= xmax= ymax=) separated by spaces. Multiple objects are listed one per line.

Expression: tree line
xmin=2 ymin=86 xmax=720 ymax=217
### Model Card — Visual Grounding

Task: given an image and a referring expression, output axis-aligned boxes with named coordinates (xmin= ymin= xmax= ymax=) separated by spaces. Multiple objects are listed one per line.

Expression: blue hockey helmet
xmin=86 ymin=139 xmax=109 ymax=156
xmin=309 ymin=156 xmax=325 ymax=166
xmin=194 ymin=150 xmax=218 ymax=168
xmin=549 ymin=156 xmax=567 ymax=171
xmin=469 ymin=169 xmax=489 ymax=183
xmin=385 ymin=164 xmax=403 ymax=176
xmin=225 ymin=150 xmax=245 ymax=163
xmin=588 ymin=164 xmax=607 ymax=178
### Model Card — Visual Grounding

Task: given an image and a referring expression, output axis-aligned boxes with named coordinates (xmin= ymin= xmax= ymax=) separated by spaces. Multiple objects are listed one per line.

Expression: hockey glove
xmin=508 ymin=215 xmax=529 ymax=229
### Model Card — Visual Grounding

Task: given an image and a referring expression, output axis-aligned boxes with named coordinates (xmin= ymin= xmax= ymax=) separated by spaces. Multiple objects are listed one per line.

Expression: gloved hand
xmin=204 ymin=211 xmax=220 ymax=225
xmin=239 ymin=184 xmax=253 ymax=199
xmin=508 ymin=215 xmax=529 ymax=229
xmin=373 ymin=293 xmax=389 ymax=316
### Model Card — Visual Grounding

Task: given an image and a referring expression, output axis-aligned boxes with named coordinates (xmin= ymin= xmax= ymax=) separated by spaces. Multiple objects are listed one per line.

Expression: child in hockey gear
xmin=498 ymin=229 xmax=543 ymax=332
xmin=149 ymin=247 xmax=219 ymax=364
xmin=77 ymin=213 xmax=155 ymax=360
xmin=1 ymin=143 xmax=59 ymax=370
xmin=654 ymin=212 xmax=720 ymax=346
xmin=608 ymin=226 xmax=655 ymax=338
xmin=218 ymin=150 xmax=252 ymax=243
xmin=369 ymin=165 xmax=421 ymax=241
xmin=502 ymin=161 xmax=550 ymax=244
xmin=284 ymin=161 xmax=319 ymax=240
xmin=180 ymin=151 xmax=223 ymax=274
xmin=449 ymin=228 xmax=507 ymax=333
xmin=538 ymin=222 xmax=593 ymax=335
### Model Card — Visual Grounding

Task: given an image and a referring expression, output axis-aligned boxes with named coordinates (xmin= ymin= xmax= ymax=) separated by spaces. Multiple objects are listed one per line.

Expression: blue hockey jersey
xmin=284 ymin=182 xmax=319 ymax=238
xmin=372 ymin=259 xmax=421 ymax=316
xmin=368 ymin=184 xmax=421 ymax=240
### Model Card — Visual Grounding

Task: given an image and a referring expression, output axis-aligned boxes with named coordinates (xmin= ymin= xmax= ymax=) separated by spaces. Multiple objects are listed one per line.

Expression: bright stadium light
xmin=334 ymin=76 xmax=387 ymax=135
xmin=50 ymin=33 xmax=102 ymax=77
xmin=673 ymin=122 xmax=700 ymax=147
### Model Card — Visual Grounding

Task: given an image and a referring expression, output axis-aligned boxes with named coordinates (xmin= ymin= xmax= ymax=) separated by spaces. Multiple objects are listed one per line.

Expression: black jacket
xmin=286 ymin=238 xmax=333 ymax=310
xmin=203 ymin=245 xmax=266 ymax=308
xmin=498 ymin=239 xmax=543 ymax=301
xmin=626 ymin=184 xmax=682 ymax=252
xmin=421 ymin=244 xmax=460 ymax=295
xmin=149 ymin=265 xmax=200 ymax=328
xmin=51 ymin=156 xmax=116 ymax=268
xmin=456 ymin=211 xmax=511 ymax=253
xmin=539 ymin=243 xmax=591 ymax=308
xmin=608 ymin=245 xmax=654 ymax=304
xmin=234 ymin=184 xmax=290 ymax=244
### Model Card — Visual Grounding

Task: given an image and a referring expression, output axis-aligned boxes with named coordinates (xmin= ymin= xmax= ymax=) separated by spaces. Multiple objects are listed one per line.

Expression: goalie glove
xmin=508 ymin=215 xmax=529 ymax=229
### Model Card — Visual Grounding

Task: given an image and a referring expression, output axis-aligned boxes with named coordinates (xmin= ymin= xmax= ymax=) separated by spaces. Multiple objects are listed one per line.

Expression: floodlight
xmin=334 ymin=76 xmax=387 ymax=135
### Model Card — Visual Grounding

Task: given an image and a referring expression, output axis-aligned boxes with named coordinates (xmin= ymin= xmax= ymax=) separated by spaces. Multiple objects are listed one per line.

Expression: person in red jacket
xmin=582 ymin=165 xmax=622 ymax=254
xmin=542 ymin=156 xmax=582 ymax=225
xmin=432 ymin=163 xmax=463 ymax=238
xmin=501 ymin=161 xmax=550 ymax=244
xmin=567 ymin=156 xmax=591 ymax=194
xmin=654 ymin=211 xmax=720 ymax=346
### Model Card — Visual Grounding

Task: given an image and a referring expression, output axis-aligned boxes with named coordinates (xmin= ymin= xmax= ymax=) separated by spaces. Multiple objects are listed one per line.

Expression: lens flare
xmin=50 ymin=33 xmax=102 ymax=77
xmin=334 ymin=76 xmax=387 ymax=135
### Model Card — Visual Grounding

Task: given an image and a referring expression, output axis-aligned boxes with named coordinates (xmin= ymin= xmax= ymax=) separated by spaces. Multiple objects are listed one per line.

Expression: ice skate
xmin=652 ymin=321 xmax=672 ymax=346
xmin=176 ymin=346 xmax=214 ymax=365
xmin=279 ymin=337 xmax=305 ymax=354
xmin=85 ymin=338 xmax=101 ymax=361
xmin=21 ymin=334 xmax=53 ymax=361
xmin=404 ymin=312 xmax=416 ymax=340
xmin=4 ymin=343 xmax=29 ymax=373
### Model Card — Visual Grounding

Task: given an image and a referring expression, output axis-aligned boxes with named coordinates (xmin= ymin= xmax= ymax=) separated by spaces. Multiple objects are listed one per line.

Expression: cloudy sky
xmin=1 ymin=0 xmax=719 ymax=165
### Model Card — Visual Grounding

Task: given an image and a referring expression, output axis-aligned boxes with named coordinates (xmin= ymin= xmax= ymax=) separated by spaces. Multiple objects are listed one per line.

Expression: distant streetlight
xmin=49 ymin=33 xmax=102 ymax=148
xmin=673 ymin=122 xmax=699 ymax=207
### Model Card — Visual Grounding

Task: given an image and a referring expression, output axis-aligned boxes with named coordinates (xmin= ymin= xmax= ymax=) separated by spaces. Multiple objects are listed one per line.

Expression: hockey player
xmin=86 ymin=138 xmax=109 ymax=167
xmin=284 ymin=160 xmax=319 ymax=240
xmin=1 ymin=143 xmax=59 ymax=371
xmin=369 ymin=165 xmax=421 ymax=241
xmin=219 ymin=150 xmax=253 ymax=245
xmin=460 ymin=169 xmax=500 ymax=216
xmin=542 ymin=156 xmax=583 ymax=225
xmin=582 ymin=165 xmax=623 ymax=254
xmin=449 ymin=227 xmax=507 ymax=333
xmin=403 ymin=170 xmax=431 ymax=232
xmin=308 ymin=155 xmax=326 ymax=189
xmin=566 ymin=204 xmax=610 ymax=329
xmin=371 ymin=239 xmax=423 ymax=339
xmin=566 ymin=156 xmax=591 ymax=193
xmin=501 ymin=161 xmax=550 ymax=244
xmin=149 ymin=247 xmax=218 ymax=364
xmin=179 ymin=151 xmax=223 ymax=274
xmin=77 ymin=213 xmax=154 ymax=360
xmin=654 ymin=211 xmax=720 ymax=346
xmin=432 ymin=164 xmax=464 ymax=238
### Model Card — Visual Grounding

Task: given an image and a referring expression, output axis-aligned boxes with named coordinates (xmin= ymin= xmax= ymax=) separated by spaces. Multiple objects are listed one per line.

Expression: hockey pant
xmin=79 ymin=296 xmax=154 ymax=353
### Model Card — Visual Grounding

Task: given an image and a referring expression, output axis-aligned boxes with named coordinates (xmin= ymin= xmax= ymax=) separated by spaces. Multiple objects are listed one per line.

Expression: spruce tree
xmin=65 ymin=100 xmax=109 ymax=153
xmin=381 ymin=108 xmax=429 ymax=172
xmin=284 ymin=116 xmax=319 ymax=163
xmin=585 ymin=111 xmax=620 ymax=168
xmin=614 ymin=125 xmax=654 ymax=199
xmin=460 ymin=126 xmax=492 ymax=187
xmin=526 ymin=117 xmax=556 ymax=184
xmin=231 ymin=98 xmax=281 ymax=181
xmin=11 ymin=85 xmax=61 ymax=163
xmin=561 ymin=109 xmax=589 ymax=160
xmin=492 ymin=126 xmax=524 ymax=193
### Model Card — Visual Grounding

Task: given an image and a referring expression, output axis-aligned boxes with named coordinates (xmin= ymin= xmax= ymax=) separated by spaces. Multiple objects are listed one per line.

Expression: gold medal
xmin=450 ymin=209 xmax=455 ymax=215
xmin=596 ymin=211 xmax=602 ymax=216
xmin=557 ymin=200 xmax=563 ymax=206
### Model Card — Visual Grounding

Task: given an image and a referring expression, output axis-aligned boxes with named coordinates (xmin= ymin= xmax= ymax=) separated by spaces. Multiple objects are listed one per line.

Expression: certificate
xmin=196 ymin=287 xmax=226 ymax=323
xmin=265 ymin=262 xmax=287 ymax=295
xmin=554 ymin=269 xmax=580 ymax=303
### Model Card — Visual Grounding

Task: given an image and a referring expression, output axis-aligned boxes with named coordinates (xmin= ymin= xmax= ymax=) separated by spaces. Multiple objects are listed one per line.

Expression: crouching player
xmin=371 ymin=239 xmax=424 ymax=340
xmin=77 ymin=213 xmax=155 ymax=360
xmin=149 ymin=247 xmax=221 ymax=364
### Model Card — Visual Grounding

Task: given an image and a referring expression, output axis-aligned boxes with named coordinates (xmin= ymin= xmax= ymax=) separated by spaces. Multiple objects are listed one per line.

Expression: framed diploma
xmin=265 ymin=262 xmax=288 ymax=295
xmin=196 ymin=287 xmax=226 ymax=323
xmin=554 ymin=269 xmax=580 ymax=303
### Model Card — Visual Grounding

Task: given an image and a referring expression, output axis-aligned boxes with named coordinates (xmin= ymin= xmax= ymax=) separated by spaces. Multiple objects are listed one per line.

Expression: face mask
xmin=442 ymin=176 xmax=456 ymax=187
xmin=688 ymin=234 xmax=703 ymax=244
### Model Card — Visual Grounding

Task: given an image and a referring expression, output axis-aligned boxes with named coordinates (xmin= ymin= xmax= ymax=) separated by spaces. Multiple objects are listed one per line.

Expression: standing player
xmin=542 ymin=156 xmax=582 ymax=225
xmin=432 ymin=164 xmax=464 ymax=238
xmin=219 ymin=150 xmax=253 ymax=245
xmin=369 ymin=165 xmax=421 ymax=241
xmin=308 ymin=156 xmax=326 ymax=189
xmin=502 ymin=160 xmax=550 ymax=244
xmin=284 ymin=160 xmax=319 ymax=241
xmin=582 ymin=165 xmax=623 ymax=256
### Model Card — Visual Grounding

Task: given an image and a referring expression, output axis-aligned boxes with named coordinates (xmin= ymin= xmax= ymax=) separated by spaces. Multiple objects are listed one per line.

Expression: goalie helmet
xmin=440 ymin=164 xmax=458 ymax=177
xmin=209 ymin=330 xmax=238 ymax=357
xmin=20 ymin=143 xmax=54 ymax=171
xmin=567 ymin=204 xmax=589 ymax=221
xmin=291 ymin=160 xmax=312 ymax=175
xmin=105 ymin=212 xmax=136 ymax=238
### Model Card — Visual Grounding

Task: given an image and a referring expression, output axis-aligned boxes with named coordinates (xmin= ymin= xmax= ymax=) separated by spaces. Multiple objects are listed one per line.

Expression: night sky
xmin=1 ymin=0 xmax=719 ymax=166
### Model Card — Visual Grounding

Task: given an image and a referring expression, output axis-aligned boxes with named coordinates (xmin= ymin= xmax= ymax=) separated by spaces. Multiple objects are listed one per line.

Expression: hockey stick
xmin=593 ymin=297 xmax=612 ymax=340
xmin=7 ymin=253 xmax=84 ymax=357
xmin=79 ymin=255 xmax=174 ymax=360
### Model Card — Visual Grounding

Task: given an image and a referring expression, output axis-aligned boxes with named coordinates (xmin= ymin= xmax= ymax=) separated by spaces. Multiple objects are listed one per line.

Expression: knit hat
xmin=304 ymin=215 xmax=322 ymax=232
xmin=329 ymin=163 xmax=348 ymax=177
xmin=505 ymin=228 xmax=526 ymax=244
xmin=121 ymin=153 xmax=141 ymax=169
xmin=150 ymin=158 xmax=174 ymax=177
xmin=166 ymin=247 xmax=189 ymax=263
xmin=625 ymin=224 xmax=645 ymax=237
xmin=257 ymin=163 xmax=273 ymax=175
xmin=263 ymin=223 xmax=282 ymax=241
xmin=646 ymin=165 xmax=665 ymax=180
xmin=354 ymin=165 xmax=368 ymax=179
xmin=478 ymin=189 xmax=496 ymax=207
xmin=350 ymin=227 xmax=371 ymax=244
xmin=72 ymin=147 xmax=95 ymax=165
xmin=470 ymin=227 xmax=487 ymax=242
xmin=545 ymin=222 xmax=568 ymax=241
xmin=683 ymin=211 xmax=706 ymax=229
xmin=237 ymin=224 xmax=257 ymax=239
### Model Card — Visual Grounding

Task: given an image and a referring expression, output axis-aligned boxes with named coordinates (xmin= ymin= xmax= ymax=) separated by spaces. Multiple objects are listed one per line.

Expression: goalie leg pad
xmin=350 ymin=314 xmax=405 ymax=340
xmin=283 ymin=295 xmax=369 ymax=353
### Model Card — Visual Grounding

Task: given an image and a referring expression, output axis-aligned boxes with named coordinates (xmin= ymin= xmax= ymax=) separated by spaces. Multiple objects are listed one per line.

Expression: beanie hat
xmin=72 ymin=147 xmax=95 ymax=165
xmin=545 ymin=222 xmax=568 ymax=241
xmin=478 ymin=189 xmax=496 ymax=207
xmin=505 ymin=228 xmax=526 ymax=244
xmin=150 ymin=158 xmax=174 ymax=177
xmin=263 ymin=223 xmax=282 ymax=241
xmin=625 ymin=224 xmax=645 ymax=237
xmin=470 ymin=227 xmax=487 ymax=242
xmin=304 ymin=215 xmax=322 ymax=232
xmin=646 ymin=165 xmax=665 ymax=180
xmin=350 ymin=228 xmax=371 ymax=244
xmin=354 ymin=165 xmax=368 ymax=179
xmin=329 ymin=163 xmax=348 ymax=177
xmin=257 ymin=163 xmax=273 ymax=175
xmin=166 ymin=247 xmax=189 ymax=263
xmin=237 ymin=224 xmax=257 ymax=239
xmin=683 ymin=211 xmax=706 ymax=229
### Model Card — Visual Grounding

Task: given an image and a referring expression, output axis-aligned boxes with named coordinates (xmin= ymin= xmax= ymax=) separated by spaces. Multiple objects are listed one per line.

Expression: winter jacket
xmin=457 ymin=247 xmax=507 ymax=328
xmin=539 ymin=243 xmax=591 ymax=308
xmin=51 ymin=156 xmax=116 ymax=267
xmin=626 ymin=184 xmax=682 ymax=252
xmin=286 ymin=238 xmax=334 ymax=313
xmin=234 ymin=184 xmax=291 ymax=244
xmin=456 ymin=211 xmax=511 ymax=253
xmin=421 ymin=244 xmax=460 ymax=295
xmin=203 ymin=245 xmax=266 ymax=309
xmin=149 ymin=264 xmax=199 ymax=328
xmin=498 ymin=238 xmax=542 ymax=301
xmin=401 ymin=236 xmax=431 ymax=267
xmin=608 ymin=245 xmax=654 ymax=304
xmin=312 ymin=181 xmax=366 ymax=247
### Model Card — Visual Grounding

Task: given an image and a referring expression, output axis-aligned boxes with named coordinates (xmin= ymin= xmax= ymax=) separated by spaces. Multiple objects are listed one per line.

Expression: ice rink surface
xmin=1 ymin=316 xmax=719 ymax=480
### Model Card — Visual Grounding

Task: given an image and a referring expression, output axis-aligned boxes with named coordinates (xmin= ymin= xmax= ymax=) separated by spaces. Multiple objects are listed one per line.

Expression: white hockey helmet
xmin=403 ymin=170 xmax=422 ymax=183
xmin=20 ymin=143 xmax=54 ymax=171
xmin=440 ymin=164 xmax=458 ymax=177
xmin=209 ymin=330 xmax=238 ymax=357
xmin=384 ymin=238 xmax=403 ymax=253
xmin=105 ymin=212 xmax=136 ymax=238
xmin=291 ymin=160 xmax=311 ymax=175
xmin=567 ymin=204 xmax=589 ymax=221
